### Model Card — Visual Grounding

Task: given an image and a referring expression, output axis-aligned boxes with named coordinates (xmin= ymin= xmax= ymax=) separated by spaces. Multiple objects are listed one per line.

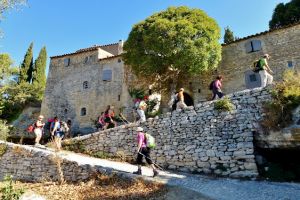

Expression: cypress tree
xmin=32 ymin=46 xmax=47 ymax=88
xmin=223 ymin=26 xmax=235 ymax=44
xmin=19 ymin=42 xmax=33 ymax=83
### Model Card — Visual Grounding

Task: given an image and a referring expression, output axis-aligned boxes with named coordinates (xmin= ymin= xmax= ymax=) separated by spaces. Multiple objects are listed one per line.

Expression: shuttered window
xmin=102 ymin=69 xmax=112 ymax=81
xmin=245 ymin=40 xmax=262 ymax=53
xmin=64 ymin=58 xmax=71 ymax=67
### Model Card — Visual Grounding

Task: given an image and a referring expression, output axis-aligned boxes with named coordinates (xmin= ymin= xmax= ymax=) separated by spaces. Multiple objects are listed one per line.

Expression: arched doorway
xmin=183 ymin=92 xmax=194 ymax=106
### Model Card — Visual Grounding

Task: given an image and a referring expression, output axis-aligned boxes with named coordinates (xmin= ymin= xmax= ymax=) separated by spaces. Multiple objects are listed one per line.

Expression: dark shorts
xmin=55 ymin=131 xmax=64 ymax=138
xmin=136 ymin=147 xmax=153 ymax=165
xmin=104 ymin=117 xmax=112 ymax=123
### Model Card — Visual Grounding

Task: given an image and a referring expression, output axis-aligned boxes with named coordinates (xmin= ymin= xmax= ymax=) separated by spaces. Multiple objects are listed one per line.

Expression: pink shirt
xmin=137 ymin=132 xmax=147 ymax=148
xmin=214 ymin=80 xmax=222 ymax=89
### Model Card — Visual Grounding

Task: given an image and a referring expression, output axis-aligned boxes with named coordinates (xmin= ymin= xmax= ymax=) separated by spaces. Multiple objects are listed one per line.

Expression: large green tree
xmin=269 ymin=0 xmax=300 ymax=29
xmin=0 ymin=53 xmax=18 ymax=83
xmin=19 ymin=42 xmax=33 ymax=83
xmin=223 ymin=26 xmax=235 ymax=44
xmin=32 ymin=46 xmax=47 ymax=89
xmin=123 ymin=6 xmax=221 ymax=91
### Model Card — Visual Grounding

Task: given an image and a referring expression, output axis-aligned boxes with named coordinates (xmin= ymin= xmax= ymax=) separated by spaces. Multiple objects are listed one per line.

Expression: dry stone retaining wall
xmin=72 ymin=87 xmax=272 ymax=178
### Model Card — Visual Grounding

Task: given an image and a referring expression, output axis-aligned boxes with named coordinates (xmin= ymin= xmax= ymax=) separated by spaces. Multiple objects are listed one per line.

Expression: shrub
xmin=0 ymin=175 xmax=24 ymax=200
xmin=214 ymin=97 xmax=234 ymax=111
xmin=0 ymin=143 xmax=7 ymax=157
xmin=261 ymin=70 xmax=300 ymax=131
xmin=0 ymin=120 xmax=10 ymax=141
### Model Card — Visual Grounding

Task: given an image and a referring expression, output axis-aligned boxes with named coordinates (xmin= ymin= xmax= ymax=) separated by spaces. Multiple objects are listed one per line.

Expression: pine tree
xmin=19 ymin=42 xmax=33 ymax=83
xmin=32 ymin=46 xmax=47 ymax=89
xmin=223 ymin=26 xmax=235 ymax=44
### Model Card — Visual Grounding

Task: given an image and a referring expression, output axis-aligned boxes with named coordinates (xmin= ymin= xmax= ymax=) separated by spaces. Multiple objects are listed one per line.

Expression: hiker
xmin=133 ymin=127 xmax=158 ymax=177
xmin=34 ymin=115 xmax=45 ymax=147
xmin=103 ymin=105 xmax=117 ymax=129
xmin=168 ymin=92 xmax=179 ymax=111
xmin=96 ymin=112 xmax=105 ymax=131
xmin=254 ymin=54 xmax=273 ymax=87
xmin=66 ymin=119 xmax=72 ymax=137
xmin=211 ymin=75 xmax=224 ymax=100
xmin=176 ymin=88 xmax=187 ymax=110
xmin=137 ymin=101 xmax=147 ymax=123
xmin=50 ymin=117 xmax=63 ymax=150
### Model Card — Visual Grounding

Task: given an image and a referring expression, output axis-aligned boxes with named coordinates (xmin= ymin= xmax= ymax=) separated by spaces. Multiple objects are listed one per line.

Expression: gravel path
xmin=54 ymin=150 xmax=300 ymax=200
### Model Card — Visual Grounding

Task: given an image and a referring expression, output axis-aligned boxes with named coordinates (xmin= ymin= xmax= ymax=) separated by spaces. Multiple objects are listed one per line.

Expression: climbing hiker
xmin=137 ymin=101 xmax=147 ymax=123
xmin=211 ymin=75 xmax=224 ymax=100
xmin=34 ymin=115 xmax=45 ymax=147
xmin=253 ymin=54 xmax=273 ymax=87
xmin=103 ymin=105 xmax=117 ymax=129
xmin=96 ymin=112 xmax=105 ymax=131
xmin=50 ymin=116 xmax=63 ymax=150
xmin=133 ymin=127 xmax=158 ymax=177
xmin=176 ymin=88 xmax=187 ymax=110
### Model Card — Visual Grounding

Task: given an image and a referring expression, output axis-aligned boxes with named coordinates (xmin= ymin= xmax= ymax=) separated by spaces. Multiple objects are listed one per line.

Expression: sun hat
xmin=136 ymin=127 xmax=143 ymax=132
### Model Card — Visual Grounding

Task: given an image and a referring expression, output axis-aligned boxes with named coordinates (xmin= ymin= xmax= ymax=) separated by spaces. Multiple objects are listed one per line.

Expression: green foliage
xmin=0 ymin=54 xmax=18 ymax=83
xmin=19 ymin=42 xmax=33 ymax=84
xmin=269 ymin=0 xmax=300 ymax=29
xmin=0 ymin=175 xmax=24 ymax=200
xmin=214 ymin=97 xmax=234 ymax=111
xmin=128 ymin=88 xmax=145 ymax=100
xmin=32 ymin=46 xmax=47 ymax=90
xmin=63 ymin=140 xmax=86 ymax=153
xmin=223 ymin=26 xmax=235 ymax=44
xmin=0 ymin=120 xmax=10 ymax=141
xmin=261 ymin=70 xmax=300 ymax=131
xmin=0 ymin=143 xmax=7 ymax=156
xmin=123 ymin=6 xmax=221 ymax=91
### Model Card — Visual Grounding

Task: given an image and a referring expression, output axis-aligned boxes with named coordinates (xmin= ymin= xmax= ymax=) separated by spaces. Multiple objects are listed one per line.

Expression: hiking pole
xmin=138 ymin=152 xmax=164 ymax=171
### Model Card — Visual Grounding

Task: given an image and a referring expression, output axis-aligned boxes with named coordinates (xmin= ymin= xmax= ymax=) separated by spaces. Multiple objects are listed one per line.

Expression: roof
xmin=222 ymin=21 xmax=300 ymax=46
xmin=50 ymin=42 xmax=119 ymax=59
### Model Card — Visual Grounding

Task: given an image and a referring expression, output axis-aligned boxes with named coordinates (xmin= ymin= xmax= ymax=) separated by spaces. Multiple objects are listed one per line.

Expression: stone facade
xmin=41 ymin=41 xmax=131 ymax=133
xmin=41 ymin=23 xmax=300 ymax=132
xmin=67 ymin=87 xmax=271 ymax=178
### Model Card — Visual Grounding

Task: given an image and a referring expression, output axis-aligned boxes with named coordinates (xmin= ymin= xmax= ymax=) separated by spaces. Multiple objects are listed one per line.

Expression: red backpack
xmin=27 ymin=123 xmax=35 ymax=133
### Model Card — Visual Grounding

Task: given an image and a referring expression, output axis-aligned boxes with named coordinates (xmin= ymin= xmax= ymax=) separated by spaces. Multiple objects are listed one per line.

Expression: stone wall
xmin=69 ymin=87 xmax=271 ymax=178
xmin=0 ymin=142 xmax=96 ymax=182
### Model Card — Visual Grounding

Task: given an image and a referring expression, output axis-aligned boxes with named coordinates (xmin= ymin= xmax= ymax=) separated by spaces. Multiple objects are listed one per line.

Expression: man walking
xmin=256 ymin=54 xmax=273 ymax=87
xmin=176 ymin=88 xmax=187 ymax=110
xmin=133 ymin=127 xmax=158 ymax=177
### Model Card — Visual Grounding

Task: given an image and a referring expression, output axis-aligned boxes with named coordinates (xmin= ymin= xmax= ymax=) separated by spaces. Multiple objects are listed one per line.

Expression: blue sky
xmin=0 ymin=0 xmax=289 ymax=72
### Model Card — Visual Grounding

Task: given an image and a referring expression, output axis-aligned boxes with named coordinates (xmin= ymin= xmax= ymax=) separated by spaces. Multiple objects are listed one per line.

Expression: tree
xmin=0 ymin=0 xmax=26 ymax=19
xmin=223 ymin=26 xmax=235 ymax=44
xmin=32 ymin=46 xmax=47 ymax=89
xmin=19 ymin=42 xmax=33 ymax=83
xmin=123 ymin=6 xmax=221 ymax=91
xmin=269 ymin=0 xmax=300 ymax=29
xmin=0 ymin=53 xmax=18 ymax=83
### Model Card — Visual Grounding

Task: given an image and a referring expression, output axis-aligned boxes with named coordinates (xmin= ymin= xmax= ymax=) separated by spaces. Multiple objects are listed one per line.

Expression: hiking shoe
xmin=153 ymin=170 xmax=159 ymax=177
xmin=133 ymin=169 xmax=142 ymax=175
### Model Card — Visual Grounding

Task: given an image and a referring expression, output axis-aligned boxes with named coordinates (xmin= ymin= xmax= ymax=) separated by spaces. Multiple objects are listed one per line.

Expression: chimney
xmin=118 ymin=39 xmax=124 ymax=55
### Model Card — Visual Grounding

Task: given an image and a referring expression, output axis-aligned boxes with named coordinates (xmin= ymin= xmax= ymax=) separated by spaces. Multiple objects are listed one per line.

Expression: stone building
xmin=41 ymin=23 xmax=300 ymax=133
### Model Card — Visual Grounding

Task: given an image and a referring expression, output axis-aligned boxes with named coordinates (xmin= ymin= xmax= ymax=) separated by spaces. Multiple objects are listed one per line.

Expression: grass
xmin=0 ymin=173 xmax=167 ymax=200
xmin=214 ymin=97 xmax=234 ymax=111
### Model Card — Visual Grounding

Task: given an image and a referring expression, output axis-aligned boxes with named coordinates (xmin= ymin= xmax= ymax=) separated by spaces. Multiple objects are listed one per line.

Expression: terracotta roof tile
xmin=222 ymin=21 xmax=300 ymax=46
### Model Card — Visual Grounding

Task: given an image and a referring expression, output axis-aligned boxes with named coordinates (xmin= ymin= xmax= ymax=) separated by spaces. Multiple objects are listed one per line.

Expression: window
xmin=84 ymin=55 xmax=95 ymax=64
xmin=64 ymin=109 xmax=68 ymax=114
xmin=81 ymin=108 xmax=86 ymax=116
xmin=64 ymin=58 xmax=71 ymax=67
xmin=118 ymin=95 xmax=121 ymax=101
xmin=249 ymin=74 xmax=257 ymax=82
xmin=118 ymin=58 xmax=122 ymax=63
xmin=245 ymin=40 xmax=262 ymax=53
xmin=83 ymin=81 xmax=89 ymax=89
xmin=102 ymin=69 xmax=112 ymax=81
xmin=288 ymin=61 xmax=293 ymax=68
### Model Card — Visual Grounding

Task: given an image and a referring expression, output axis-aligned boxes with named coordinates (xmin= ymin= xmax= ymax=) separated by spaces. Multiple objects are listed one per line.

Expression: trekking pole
xmin=138 ymin=152 xmax=164 ymax=171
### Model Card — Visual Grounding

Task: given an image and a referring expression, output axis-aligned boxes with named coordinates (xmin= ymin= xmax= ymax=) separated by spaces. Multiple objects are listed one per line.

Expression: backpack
xmin=209 ymin=81 xmax=215 ymax=90
xmin=27 ymin=123 xmax=35 ymax=133
xmin=253 ymin=59 xmax=264 ymax=72
xmin=44 ymin=121 xmax=51 ymax=130
xmin=144 ymin=133 xmax=156 ymax=148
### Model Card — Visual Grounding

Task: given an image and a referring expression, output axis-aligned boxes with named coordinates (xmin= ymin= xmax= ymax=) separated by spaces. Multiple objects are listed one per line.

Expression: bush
xmin=0 ymin=175 xmax=24 ymax=200
xmin=0 ymin=120 xmax=10 ymax=141
xmin=261 ymin=70 xmax=300 ymax=131
xmin=214 ymin=97 xmax=234 ymax=111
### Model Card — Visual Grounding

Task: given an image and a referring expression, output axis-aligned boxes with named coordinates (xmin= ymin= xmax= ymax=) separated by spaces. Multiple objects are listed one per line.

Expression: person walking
xmin=50 ymin=117 xmax=63 ymax=151
xmin=103 ymin=105 xmax=117 ymax=129
xmin=176 ymin=88 xmax=187 ymax=110
xmin=137 ymin=101 xmax=147 ymax=123
xmin=133 ymin=127 xmax=158 ymax=177
xmin=211 ymin=75 xmax=224 ymax=100
xmin=34 ymin=115 xmax=45 ymax=147
xmin=256 ymin=54 xmax=273 ymax=87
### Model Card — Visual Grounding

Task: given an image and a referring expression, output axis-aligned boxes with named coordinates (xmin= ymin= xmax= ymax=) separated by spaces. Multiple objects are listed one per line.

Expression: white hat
xmin=264 ymin=54 xmax=270 ymax=59
xmin=136 ymin=127 xmax=143 ymax=132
